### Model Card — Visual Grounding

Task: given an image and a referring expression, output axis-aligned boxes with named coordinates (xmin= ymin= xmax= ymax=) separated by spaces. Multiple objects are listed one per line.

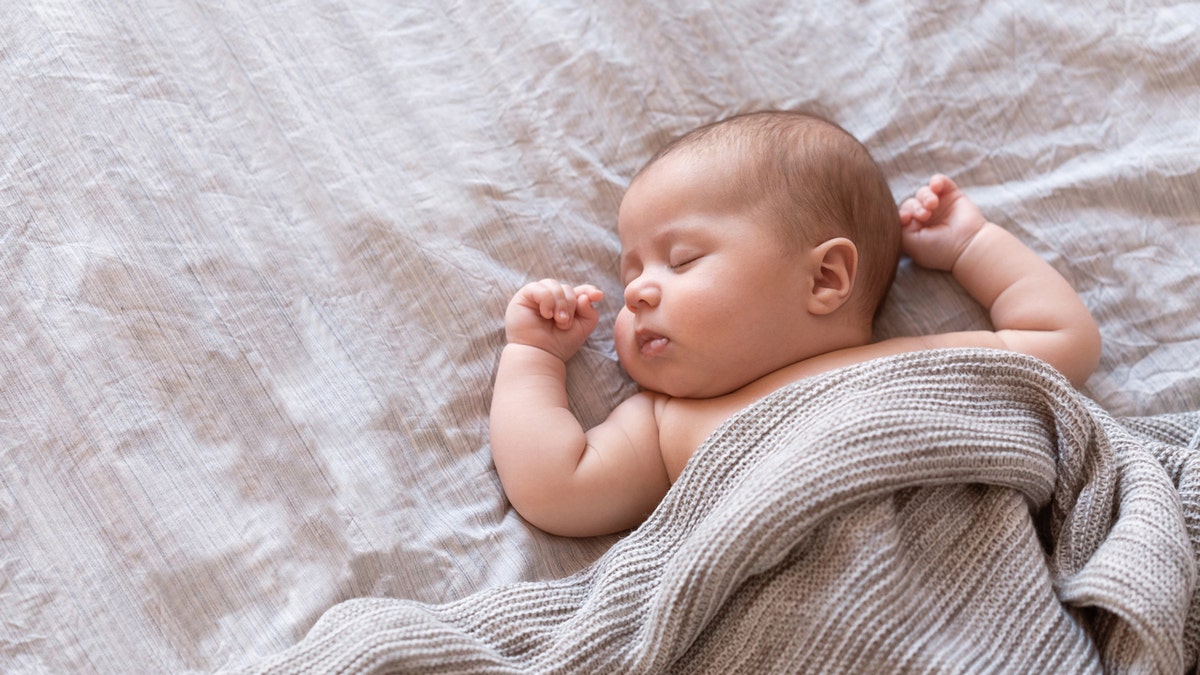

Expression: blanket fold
xmin=241 ymin=349 xmax=1200 ymax=674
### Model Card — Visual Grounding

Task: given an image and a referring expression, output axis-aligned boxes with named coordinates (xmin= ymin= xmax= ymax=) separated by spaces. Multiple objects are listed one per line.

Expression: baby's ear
xmin=806 ymin=237 xmax=858 ymax=316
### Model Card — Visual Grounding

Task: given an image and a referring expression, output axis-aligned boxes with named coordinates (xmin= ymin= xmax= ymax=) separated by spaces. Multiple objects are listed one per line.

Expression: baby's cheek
xmin=612 ymin=309 xmax=655 ymax=389
xmin=612 ymin=309 xmax=634 ymax=364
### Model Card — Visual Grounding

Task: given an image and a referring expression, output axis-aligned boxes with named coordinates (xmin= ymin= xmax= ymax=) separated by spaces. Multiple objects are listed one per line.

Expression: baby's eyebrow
xmin=617 ymin=221 xmax=700 ymax=273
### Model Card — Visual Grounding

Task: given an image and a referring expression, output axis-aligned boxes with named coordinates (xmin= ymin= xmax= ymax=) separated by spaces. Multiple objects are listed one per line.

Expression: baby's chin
xmin=620 ymin=361 xmax=738 ymax=400
xmin=619 ymin=358 xmax=671 ymax=396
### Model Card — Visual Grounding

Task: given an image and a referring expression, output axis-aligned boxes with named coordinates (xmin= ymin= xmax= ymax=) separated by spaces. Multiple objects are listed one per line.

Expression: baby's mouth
xmin=637 ymin=331 xmax=670 ymax=357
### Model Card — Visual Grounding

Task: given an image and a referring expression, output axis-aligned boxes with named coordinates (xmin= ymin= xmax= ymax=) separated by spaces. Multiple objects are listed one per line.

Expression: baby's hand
xmin=504 ymin=280 xmax=604 ymax=361
xmin=898 ymin=174 xmax=989 ymax=272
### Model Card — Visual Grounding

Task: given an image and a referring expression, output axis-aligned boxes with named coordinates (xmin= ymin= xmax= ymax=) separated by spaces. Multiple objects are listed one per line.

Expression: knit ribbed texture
xmin=242 ymin=349 xmax=1200 ymax=674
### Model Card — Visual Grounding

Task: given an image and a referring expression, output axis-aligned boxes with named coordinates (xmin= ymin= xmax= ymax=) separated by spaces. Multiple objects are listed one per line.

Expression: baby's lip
xmin=636 ymin=329 xmax=670 ymax=357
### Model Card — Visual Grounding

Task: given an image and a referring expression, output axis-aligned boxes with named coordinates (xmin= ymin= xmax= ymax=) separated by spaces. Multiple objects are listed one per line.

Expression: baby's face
xmin=614 ymin=152 xmax=820 ymax=399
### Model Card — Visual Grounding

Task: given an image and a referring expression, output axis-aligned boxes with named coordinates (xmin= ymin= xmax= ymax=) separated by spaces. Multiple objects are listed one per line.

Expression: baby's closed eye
xmin=668 ymin=249 xmax=703 ymax=270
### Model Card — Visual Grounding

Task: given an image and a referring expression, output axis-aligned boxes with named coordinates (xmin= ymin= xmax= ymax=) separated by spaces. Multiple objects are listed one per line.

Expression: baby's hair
xmin=638 ymin=110 xmax=900 ymax=321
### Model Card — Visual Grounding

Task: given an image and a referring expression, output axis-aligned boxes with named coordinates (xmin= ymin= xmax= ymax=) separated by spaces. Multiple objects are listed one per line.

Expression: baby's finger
xmin=916 ymin=185 xmax=940 ymax=212
xmin=554 ymin=282 xmax=578 ymax=328
xmin=899 ymin=197 xmax=927 ymax=226
xmin=526 ymin=279 xmax=566 ymax=321
xmin=574 ymin=287 xmax=604 ymax=321
xmin=575 ymin=284 xmax=604 ymax=305
xmin=929 ymin=173 xmax=957 ymax=195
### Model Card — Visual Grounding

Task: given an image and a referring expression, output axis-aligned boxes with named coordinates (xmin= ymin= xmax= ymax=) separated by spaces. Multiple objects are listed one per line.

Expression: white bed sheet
xmin=1 ymin=1 xmax=1198 ymax=672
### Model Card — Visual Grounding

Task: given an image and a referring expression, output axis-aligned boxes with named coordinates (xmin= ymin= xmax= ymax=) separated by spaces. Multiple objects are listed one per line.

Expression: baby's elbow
xmin=512 ymin=501 xmax=574 ymax=537
xmin=502 ymin=480 xmax=595 ymax=537
xmin=501 ymin=481 xmax=567 ymax=535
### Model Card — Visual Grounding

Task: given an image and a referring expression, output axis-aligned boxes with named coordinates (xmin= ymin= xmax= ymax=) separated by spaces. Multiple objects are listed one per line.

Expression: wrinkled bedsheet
xmin=2 ymin=1 xmax=1199 ymax=672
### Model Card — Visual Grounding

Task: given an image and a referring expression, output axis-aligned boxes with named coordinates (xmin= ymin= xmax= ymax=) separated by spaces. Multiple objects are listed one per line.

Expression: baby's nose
xmin=623 ymin=277 xmax=661 ymax=310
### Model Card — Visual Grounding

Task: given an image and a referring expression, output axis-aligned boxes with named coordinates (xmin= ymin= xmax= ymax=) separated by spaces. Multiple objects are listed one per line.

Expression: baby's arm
xmin=899 ymin=175 xmax=1101 ymax=386
xmin=489 ymin=280 xmax=671 ymax=537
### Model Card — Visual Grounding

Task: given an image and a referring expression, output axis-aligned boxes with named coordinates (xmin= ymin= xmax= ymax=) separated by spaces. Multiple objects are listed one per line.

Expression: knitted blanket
xmin=243 ymin=349 xmax=1200 ymax=673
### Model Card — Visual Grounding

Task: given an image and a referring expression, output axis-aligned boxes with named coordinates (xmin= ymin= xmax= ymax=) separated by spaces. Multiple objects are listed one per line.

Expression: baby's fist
xmin=898 ymin=174 xmax=988 ymax=272
xmin=504 ymin=280 xmax=604 ymax=361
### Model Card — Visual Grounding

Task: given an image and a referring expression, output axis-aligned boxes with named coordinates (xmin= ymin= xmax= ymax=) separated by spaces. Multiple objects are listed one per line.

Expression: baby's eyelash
xmin=670 ymin=255 xmax=700 ymax=270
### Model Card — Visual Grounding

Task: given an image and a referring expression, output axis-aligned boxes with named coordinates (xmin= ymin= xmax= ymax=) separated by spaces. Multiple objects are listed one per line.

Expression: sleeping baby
xmin=489 ymin=110 xmax=1101 ymax=537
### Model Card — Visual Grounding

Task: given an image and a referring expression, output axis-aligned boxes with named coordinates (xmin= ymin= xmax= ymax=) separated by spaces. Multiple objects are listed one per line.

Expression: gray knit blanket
xmin=244 ymin=349 xmax=1200 ymax=673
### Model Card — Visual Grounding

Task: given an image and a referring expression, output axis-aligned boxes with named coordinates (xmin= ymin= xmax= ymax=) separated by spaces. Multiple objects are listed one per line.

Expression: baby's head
xmin=636 ymin=110 xmax=900 ymax=322
xmin=614 ymin=110 xmax=901 ymax=398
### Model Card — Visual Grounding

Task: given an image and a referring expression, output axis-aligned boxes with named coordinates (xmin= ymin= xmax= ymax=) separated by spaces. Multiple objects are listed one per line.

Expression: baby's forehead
xmin=628 ymin=144 xmax=752 ymax=199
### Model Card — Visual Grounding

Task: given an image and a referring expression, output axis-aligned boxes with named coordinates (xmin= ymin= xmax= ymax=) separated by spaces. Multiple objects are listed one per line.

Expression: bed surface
xmin=2 ymin=1 xmax=1198 ymax=672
